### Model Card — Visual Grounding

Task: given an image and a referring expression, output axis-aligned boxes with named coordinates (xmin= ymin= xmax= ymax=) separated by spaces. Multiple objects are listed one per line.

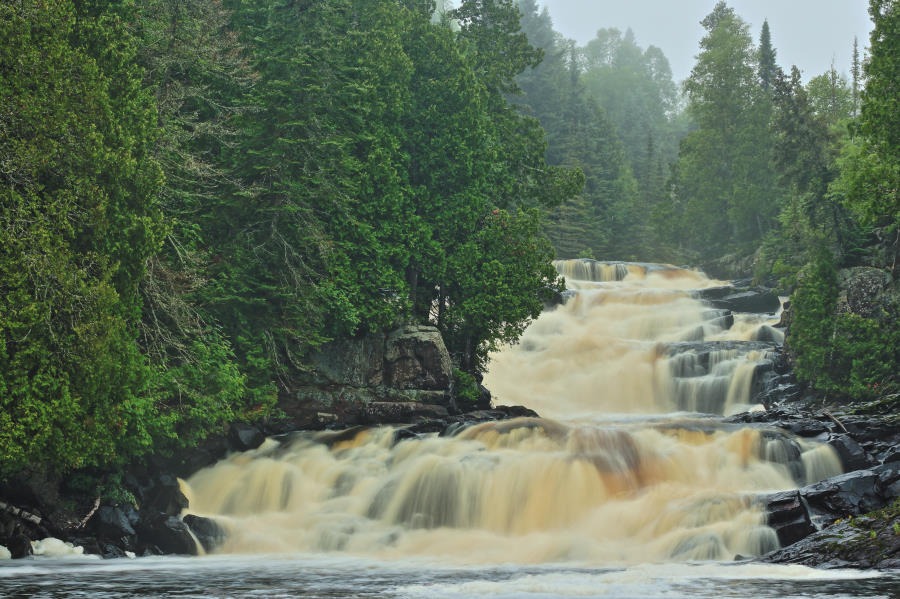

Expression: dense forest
xmin=0 ymin=0 xmax=896 ymax=484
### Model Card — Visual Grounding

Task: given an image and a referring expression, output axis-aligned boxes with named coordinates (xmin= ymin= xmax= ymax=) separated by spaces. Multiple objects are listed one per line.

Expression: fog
xmin=537 ymin=0 xmax=873 ymax=83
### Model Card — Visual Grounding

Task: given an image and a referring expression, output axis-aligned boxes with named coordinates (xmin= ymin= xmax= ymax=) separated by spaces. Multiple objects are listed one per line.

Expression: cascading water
xmin=183 ymin=260 xmax=843 ymax=565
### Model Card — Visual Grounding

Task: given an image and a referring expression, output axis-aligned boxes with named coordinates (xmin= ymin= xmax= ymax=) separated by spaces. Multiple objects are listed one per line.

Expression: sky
xmin=536 ymin=0 xmax=873 ymax=83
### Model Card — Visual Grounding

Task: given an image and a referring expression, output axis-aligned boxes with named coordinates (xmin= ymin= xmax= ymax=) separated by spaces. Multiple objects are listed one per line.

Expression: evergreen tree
xmin=665 ymin=2 xmax=781 ymax=261
xmin=0 ymin=1 xmax=165 ymax=475
xmin=851 ymin=36 xmax=862 ymax=116
xmin=758 ymin=20 xmax=777 ymax=91
xmin=835 ymin=0 xmax=899 ymax=273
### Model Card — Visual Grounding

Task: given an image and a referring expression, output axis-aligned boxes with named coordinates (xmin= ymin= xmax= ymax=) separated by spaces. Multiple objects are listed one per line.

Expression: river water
xmin=3 ymin=261 xmax=897 ymax=597
xmin=1 ymin=554 xmax=897 ymax=598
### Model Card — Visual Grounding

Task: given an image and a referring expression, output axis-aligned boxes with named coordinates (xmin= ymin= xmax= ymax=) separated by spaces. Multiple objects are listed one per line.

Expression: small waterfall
xmin=184 ymin=260 xmax=842 ymax=564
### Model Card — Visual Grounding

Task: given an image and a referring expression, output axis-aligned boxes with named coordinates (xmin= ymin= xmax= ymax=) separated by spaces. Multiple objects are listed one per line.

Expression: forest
xmin=0 ymin=0 xmax=897 ymax=483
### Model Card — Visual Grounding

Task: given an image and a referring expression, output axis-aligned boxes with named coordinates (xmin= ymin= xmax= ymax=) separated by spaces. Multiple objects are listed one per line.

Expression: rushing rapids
xmin=183 ymin=260 xmax=842 ymax=565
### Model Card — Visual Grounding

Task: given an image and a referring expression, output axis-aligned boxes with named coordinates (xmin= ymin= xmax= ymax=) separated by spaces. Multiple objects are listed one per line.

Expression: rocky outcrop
xmin=695 ymin=285 xmax=782 ymax=314
xmin=764 ymin=499 xmax=900 ymax=569
xmin=279 ymin=324 xmax=454 ymax=428
xmin=743 ymin=405 xmax=900 ymax=569
xmin=836 ymin=266 xmax=894 ymax=320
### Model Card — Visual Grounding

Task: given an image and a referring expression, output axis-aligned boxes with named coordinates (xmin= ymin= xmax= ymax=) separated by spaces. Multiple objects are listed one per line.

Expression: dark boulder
xmin=702 ymin=309 xmax=734 ymax=330
xmin=705 ymin=289 xmax=781 ymax=314
xmin=763 ymin=506 xmax=900 ymax=569
xmin=384 ymin=325 xmax=452 ymax=391
xmin=802 ymin=469 xmax=884 ymax=523
xmin=228 ymin=423 xmax=267 ymax=452
xmin=827 ymin=434 xmax=872 ymax=471
xmin=5 ymin=533 xmax=33 ymax=559
xmin=91 ymin=505 xmax=138 ymax=545
xmin=183 ymin=514 xmax=226 ymax=553
xmin=750 ymin=324 xmax=783 ymax=343
xmin=142 ymin=474 xmax=189 ymax=517
xmin=136 ymin=513 xmax=198 ymax=555
xmin=764 ymin=490 xmax=815 ymax=547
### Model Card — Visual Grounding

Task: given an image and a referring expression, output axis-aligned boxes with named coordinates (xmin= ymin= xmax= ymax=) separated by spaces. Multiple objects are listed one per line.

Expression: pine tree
xmin=851 ymin=36 xmax=861 ymax=116
xmin=758 ymin=20 xmax=777 ymax=91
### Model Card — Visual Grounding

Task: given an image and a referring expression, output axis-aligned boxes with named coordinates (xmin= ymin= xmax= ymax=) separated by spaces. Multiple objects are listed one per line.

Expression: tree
xmin=835 ymin=0 xmax=899 ymax=274
xmin=806 ymin=64 xmax=854 ymax=126
xmin=0 ymin=1 xmax=165 ymax=476
xmin=851 ymin=36 xmax=862 ymax=116
xmin=760 ymin=65 xmax=860 ymax=283
xmin=758 ymin=20 xmax=777 ymax=91
xmin=580 ymin=28 xmax=680 ymax=189
xmin=665 ymin=2 xmax=781 ymax=260
xmin=132 ymin=0 xmax=257 ymax=444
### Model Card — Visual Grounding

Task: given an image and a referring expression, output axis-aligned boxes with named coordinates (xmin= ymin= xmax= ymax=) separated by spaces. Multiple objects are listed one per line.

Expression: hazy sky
xmin=536 ymin=0 xmax=873 ymax=83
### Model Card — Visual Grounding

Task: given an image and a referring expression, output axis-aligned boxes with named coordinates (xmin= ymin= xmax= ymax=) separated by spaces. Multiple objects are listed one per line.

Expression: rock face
xmin=280 ymin=324 xmax=454 ymax=427
xmin=695 ymin=285 xmax=782 ymax=314
xmin=837 ymin=266 xmax=893 ymax=319
xmin=764 ymin=501 xmax=900 ymax=569
xmin=748 ymin=406 xmax=900 ymax=569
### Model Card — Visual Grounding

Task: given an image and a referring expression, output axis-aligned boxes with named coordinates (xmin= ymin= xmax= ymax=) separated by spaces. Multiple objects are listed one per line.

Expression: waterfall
xmin=184 ymin=260 xmax=841 ymax=565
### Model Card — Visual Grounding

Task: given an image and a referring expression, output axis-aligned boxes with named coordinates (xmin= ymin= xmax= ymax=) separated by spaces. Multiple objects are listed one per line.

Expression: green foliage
xmin=0 ymin=1 xmax=164 ymax=478
xmin=658 ymin=2 xmax=783 ymax=262
xmin=442 ymin=208 xmax=562 ymax=371
xmin=788 ymin=249 xmax=841 ymax=393
xmin=789 ymin=250 xmax=899 ymax=399
xmin=835 ymin=0 xmax=900 ymax=271
xmin=758 ymin=20 xmax=777 ymax=91
xmin=806 ymin=66 xmax=855 ymax=126
xmin=452 ymin=368 xmax=481 ymax=407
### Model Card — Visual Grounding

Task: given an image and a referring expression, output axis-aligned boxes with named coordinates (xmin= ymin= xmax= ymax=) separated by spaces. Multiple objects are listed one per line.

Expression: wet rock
xmin=183 ymin=514 xmax=226 ymax=553
xmin=883 ymin=446 xmax=900 ymax=464
xmin=228 ymin=422 xmax=266 ymax=452
xmin=695 ymin=285 xmax=735 ymax=301
xmin=701 ymin=309 xmax=734 ymax=330
xmin=92 ymin=505 xmax=137 ymax=539
xmin=877 ymin=464 xmax=900 ymax=498
xmin=828 ymin=434 xmax=872 ymax=471
xmin=136 ymin=513 xmax=198 ymax=556
xmin=664 ymin=340 xmax=774 ymax=363
xmin=142 ymin=474 xmax=189 ymax=517
xmin=763 ymin=506 xmax=900 ymax=569
xmin=801 ymin=469 xmax=884 ymax=522
xmin=5 ymin=533 xmax=33 ymax=559
xmin=708 ymin=289 xmax=781 ymax=314
xmin=764 ymin=490 xmax=815 ymax=547
xmin=360 ymin=401 xmax=449 ymax=424
xmin=750 ymin=324 xmax=783 ymax=343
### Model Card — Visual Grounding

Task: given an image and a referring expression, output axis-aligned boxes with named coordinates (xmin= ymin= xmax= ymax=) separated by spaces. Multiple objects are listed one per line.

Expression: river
xmin=2 ymin=261 xmax=897 ymax=597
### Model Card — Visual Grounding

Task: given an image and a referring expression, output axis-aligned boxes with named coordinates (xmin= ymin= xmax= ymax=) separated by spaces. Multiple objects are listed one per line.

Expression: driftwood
xmin=0 ymin=500 xmax=42 ymax=525
xmin=823 ymin=410 xmax=850 ymax=434
xmin=77 ymin=497 xmax=101 ymax=529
